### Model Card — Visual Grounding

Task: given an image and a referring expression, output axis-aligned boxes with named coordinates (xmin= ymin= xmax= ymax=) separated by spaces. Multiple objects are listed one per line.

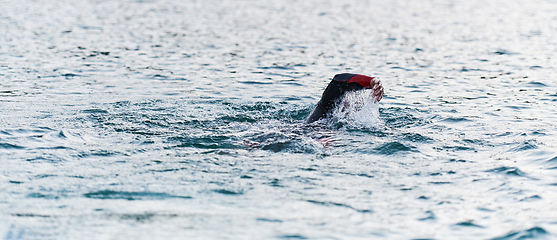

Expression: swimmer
xmin=306 ymin=73 xmax=383 ymax=124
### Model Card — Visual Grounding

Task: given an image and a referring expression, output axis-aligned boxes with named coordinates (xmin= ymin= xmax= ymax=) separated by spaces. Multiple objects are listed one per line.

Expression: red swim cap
xmin=347 ymin=74 xmax=374 ymax=89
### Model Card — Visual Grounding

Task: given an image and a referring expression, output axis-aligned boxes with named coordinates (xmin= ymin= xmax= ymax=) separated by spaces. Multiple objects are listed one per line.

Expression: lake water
xmin=2 ymin=0 xmax=557 ymax=239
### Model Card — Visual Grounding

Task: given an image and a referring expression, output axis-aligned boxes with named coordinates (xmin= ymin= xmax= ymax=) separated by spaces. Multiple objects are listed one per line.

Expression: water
xmin=2 ymin=0 xmax=557 ymax=239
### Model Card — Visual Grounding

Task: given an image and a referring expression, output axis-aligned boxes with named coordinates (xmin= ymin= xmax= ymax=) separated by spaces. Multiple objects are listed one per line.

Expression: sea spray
xmin=329 ymin=89 xmax=384 ymax=130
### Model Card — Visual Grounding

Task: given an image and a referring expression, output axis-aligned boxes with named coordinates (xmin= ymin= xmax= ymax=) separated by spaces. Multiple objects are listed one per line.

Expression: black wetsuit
xmin=306 ymin=73 xmax=374 ymax=124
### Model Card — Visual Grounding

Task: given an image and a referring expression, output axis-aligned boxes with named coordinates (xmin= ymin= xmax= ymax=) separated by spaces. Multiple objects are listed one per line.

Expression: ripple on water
xmin=374 ymin=141 xmax=415 ymax=155
xmin=381 ymin=107 xmax=430 ymax=129
xmin=3 ymin=0 xmax=557 ymax=239
xmin=0 ymin=142 xmax=25 ymax=149
xmin=168 ymin=135 xmax=239 ymax=150
xmin=542 ymin=156 xmax=557 ymax=169
xmin=486 ymin=167 xmax=527 ymax=177
xmin=491 ymin=227 xmax=548 ymax=240
xmin=509 ymin=140 xmax=538 ymax=152
xmin=212 ymin=189 xmax=244 ymax=195
xmin=455 ymin=220 xmax=485 ymax=228
xmin=83 ymin=190 xmax=191 ymax=200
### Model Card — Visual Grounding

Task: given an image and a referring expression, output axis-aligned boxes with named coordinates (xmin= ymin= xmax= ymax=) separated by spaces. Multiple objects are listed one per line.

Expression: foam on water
xmin=329 ymin=89 xmax=384 ymax=130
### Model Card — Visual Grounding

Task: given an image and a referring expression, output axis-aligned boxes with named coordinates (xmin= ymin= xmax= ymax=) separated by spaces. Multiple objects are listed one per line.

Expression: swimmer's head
xmin=347 ymin=74 xmax=375 ymax=89
xmin=345 ymin=75 xmax=383 ymax=103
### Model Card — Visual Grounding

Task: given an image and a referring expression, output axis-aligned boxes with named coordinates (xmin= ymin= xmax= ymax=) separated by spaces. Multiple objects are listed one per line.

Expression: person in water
xmin=306 ymin=73 xmax=384 ymax=124
xmin=243 ymin=73 xmax=383 ymax=148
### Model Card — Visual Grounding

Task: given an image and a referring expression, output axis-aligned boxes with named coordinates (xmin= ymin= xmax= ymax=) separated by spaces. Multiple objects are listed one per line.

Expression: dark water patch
xmin=543 ymin=156 xmax=557 ymax=169
xmin=232 ymin=102 xmax=276 ymax=112
xmin=257 ymin=218 xmax=283 ymax=223
xmin=391 ymin=66 xmax=414 ymax=71
xmin=105 ymin=212 xmax=180 ymax=223
xmin=487 ymin=167 xmax=526 ymax=177
xmin=505 ymin=105 xmax=531 ymax=110
xmin=34 ymin=174 xmax=57 ymax=179
xmin=462 ymin=138 xmax=490 ymax=147
xmin=278 ymin=234 xmax=308 ymax=239
xmin=26 ymin=155 xmax=65 ymax=162
xmin=217 ymin=114 xmax=258 ymax=123
xmin=244 ymin=126 xmax=327 ymax=153
xmin=306 ymin=200 xmax=372 ymax=213
xmin=187 ymin=98 xmax=227 ymax=106
xmin=9 ymin=180 xmax=24 ymax=184
xmin=429 ymin=181 xmax=452 ymax=185
xmin=62 ymin=73 xmax=80 ymax=77
xmin=381 ymin=107 xmax=430 ymax=129
xmin=277 ymin=106 xmax=314 ymax=121
xmin=118 ymin=213 xmax=156 ymax=223
xmin=27 ymin=193 xmax=60 ymax=199
xmin=132 ymin=99 xmax=166 ymax=108
xmin=520 ymin=195 xmax=541 ymax=202
xmin=83 ymin=190 xmax=191 ymax=200
xmin=374 ymin=142 xmax=414 ymax=155
xmin=346 ymin=128 xmax=390 ymax=137
xmin=143 ymin=119 xmax=171 ymax=128
xmin=82 ymin=108 xmax=109 ymax=114
xmin=357 ymin=173 xmax=374 ymax=178
xmin=300 ymin=167 xmax=318 ymax=171
xmin=114 ymin=127 xmax=161 ymax=136
xmin=491 ymin=49 xmax=518 ymax=55
xmin=442 ymin=117 xmax=471 ymax=123
xmin=441 ymin=145 xmax=475 ymax=151
xmin=510 ymin=140 xmax=538 ymax=152
xmin=169 ymin=135 xmax=239 ymax=149
xmin=151 ymin=74 xmax=169 ymax=79
xmin=0 ymin=130 xmax=11 ymax=136
xmin=335 ymin=171 xmax=375 ymax=179
xmin=57 ymin=130 xmax=68 ymax=138
xmin=78 ymin=149 xmax=121 ymax=158
xmin=12 ymin=213 xmax=51 ymax=218
xmin=238 ymin=80 xmax=273 ymax=85
xmin=478 ymin=207 xmax=495 ymax=212
xmin=90 ymin=149 xmax=118 ymax=157
xmin=418 ymin=211 xmax=436 ymax=221
xmin=150 ymin=168 xmax=187 ymax=173
xmin=491 ymin=227 xmax=548 ymax=240
xmin=527 ymin=81 xmax=547 ymax=86
xmin=0 ymin=142 xmax=25 ymax=149
xmin=113 ymin=101 xmax=132 ymax=108
xmin=260 ymin=140 xmax=297 ymax=152
xmin=266 ymin=178 xmax=284 ymax=187
xmin=280 ymin=79 xmax=304 ymax=86
xmin=402 ymin=133 xmax=432 ymax=142
xmin=455 ymin=220 xmax=484 ymax=228
xmin=212 ymin=189 xmax=243 ymax=195
xmin=258 ymin=63 xmax=305 ymax=70
xmin=529 ymin=131 xmax=546 ymax=136
xmin=227 ymin=102 xmax=309 ymax=122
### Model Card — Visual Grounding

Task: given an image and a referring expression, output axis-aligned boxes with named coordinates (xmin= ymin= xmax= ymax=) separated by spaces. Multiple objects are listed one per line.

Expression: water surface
xmin=2 ymin=0 xmax=557 ymax=239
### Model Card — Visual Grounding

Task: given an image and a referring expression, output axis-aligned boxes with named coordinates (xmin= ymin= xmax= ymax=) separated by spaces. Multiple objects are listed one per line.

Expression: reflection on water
xmin=2 ymin=0 xmax=557 ymax=239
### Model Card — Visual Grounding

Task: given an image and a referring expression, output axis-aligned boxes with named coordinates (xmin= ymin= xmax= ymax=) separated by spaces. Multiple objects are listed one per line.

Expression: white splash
xmin=329 ymin=90 xmax=384 ymax=130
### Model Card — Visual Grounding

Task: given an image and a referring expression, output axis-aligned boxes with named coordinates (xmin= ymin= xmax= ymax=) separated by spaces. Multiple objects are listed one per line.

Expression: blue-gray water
xmin=2 ymin=0 xmax=557 ymax=239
